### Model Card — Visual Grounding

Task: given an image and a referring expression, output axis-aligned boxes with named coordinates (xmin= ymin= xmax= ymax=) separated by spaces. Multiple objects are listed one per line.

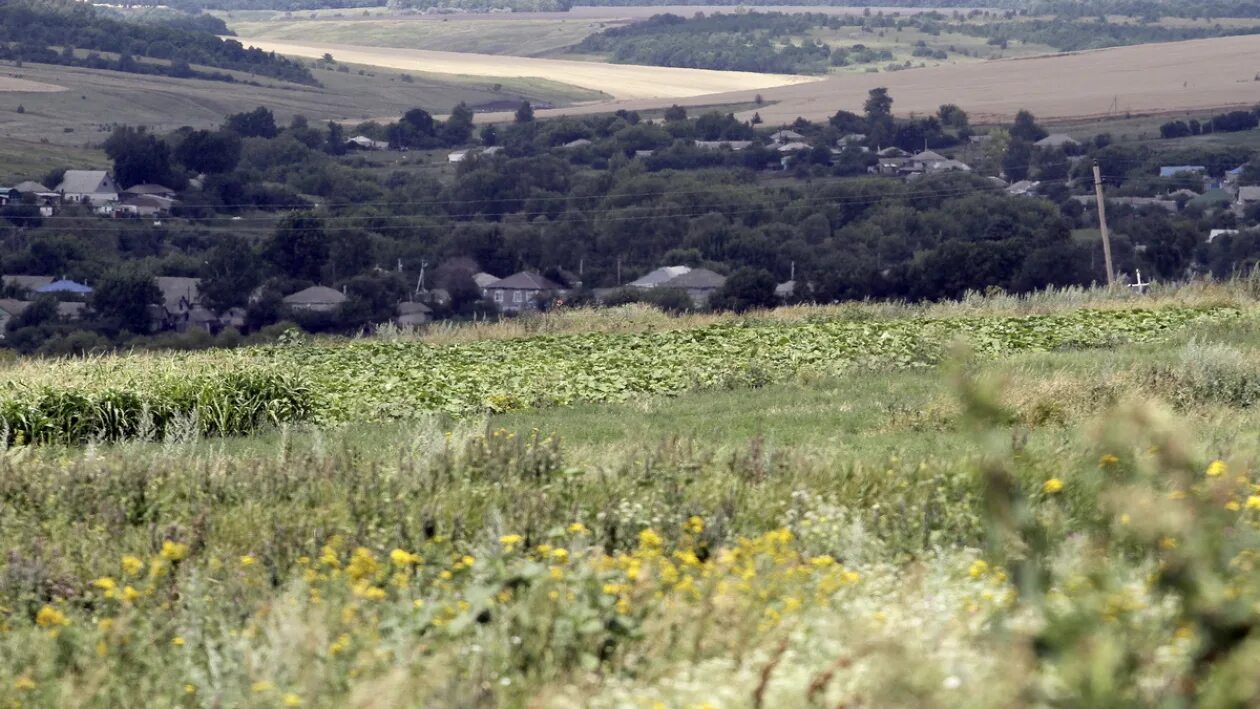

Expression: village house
xmin=283 ymin=285 xmax=348 ymax=313
xmin=0 ymin=299 xmax=29 ymax=338
xmin=2 ymin=275 xmax=54 ymax=294
xmin=346 ymin=135 xmax=390 ymax=151
xmin=768 ymin=129 xmax=804 ymax=145
xmin=694 ymin=140 xmax=753 ymax=151
xmin=483 ymin=271 xmax=563 ymax=313
xmin=628 ymin=265 xmax=691 ymax=289
xmin=1160 ymin=165 xmax=1207 ymax=178
xmin=473 ymin=272 xmax=501 ymax=290
xmin=1238 ymin=186 xmax=1260 ymax=206
xmin=1035 ymin=134 xmax=1079 ymax=149
xmin=660 ymin=268 xmax=726 ymax=307
xmin=36 ymin=279 xmax=93 ymax=295
xmin=115 ymin=195 xmax=177 ymax=217
xmin=448 ymin=150 xmax=471 ymax=164
xmin=395 ymin=301 xmax=433 ymax=328
xmin=56 ymin=170 xmax=119 ymax=206
xmin=122 ymin=184 xmax=177 ymax=200
xmin=0 ymin=187 xmax=20 ymax=207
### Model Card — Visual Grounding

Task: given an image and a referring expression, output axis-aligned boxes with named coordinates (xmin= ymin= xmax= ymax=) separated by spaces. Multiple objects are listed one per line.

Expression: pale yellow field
xmin=0 ymin=75 xmax=66 ymax=93
xmin=233 ymin=38 xmax=819 ymax=100
xmin=489 ymin=34 xmax=1260 ymax=124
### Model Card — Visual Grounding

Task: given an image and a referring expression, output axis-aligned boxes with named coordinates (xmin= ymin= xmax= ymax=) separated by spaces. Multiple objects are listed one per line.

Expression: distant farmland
xmin=232 ymin=38 xmax=820 ymax=101
xmin=493 ymin=33 xmax=1260 ymax=124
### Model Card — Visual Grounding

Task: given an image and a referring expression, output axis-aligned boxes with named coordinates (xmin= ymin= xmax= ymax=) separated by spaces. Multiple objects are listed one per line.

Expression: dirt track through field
xmin=234 ymin=38 xmax=818 ymax=100
xmin=503 ymin=34 xmax=1260 ymax=123
xmin=0 ymin=76 xmax=66 ymax=93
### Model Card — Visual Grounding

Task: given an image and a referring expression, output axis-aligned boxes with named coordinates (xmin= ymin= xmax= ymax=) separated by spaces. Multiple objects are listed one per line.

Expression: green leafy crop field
xmin=0 ymin=303 xmax=1240 ymax=444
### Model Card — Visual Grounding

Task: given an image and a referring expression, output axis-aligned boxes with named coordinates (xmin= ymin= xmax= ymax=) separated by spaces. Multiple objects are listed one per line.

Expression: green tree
xmin=173 ymin=129 xmax=241 ymax=174
xmin=664 ymin=105 xmax=688 ymax=121
xmin=325 ymin=121 xmax=347 ymax=156
xmin=710 ymin=267 xmax=776 ymax=313
xmin=514 ymin=100 xmax=535 ymax=124
xmin=104 ymin=126 xmax=176 ymax=188
xmin=264 ymin=213 xmax=328 ymax=282
xmin=90 ymin=267 xmax=162 ymax=335
xmin=442 ymin=103 xmax=475 ymax=146
xmin=200 ymin=234 xmax=262 ymax=312
xmin=864 ymin=87 xmax=895 ymax=147
xmin=225 ymin=106 xmax=278 ymax=139
xmin=1010 ymin=109 xmax=1048 ymax=143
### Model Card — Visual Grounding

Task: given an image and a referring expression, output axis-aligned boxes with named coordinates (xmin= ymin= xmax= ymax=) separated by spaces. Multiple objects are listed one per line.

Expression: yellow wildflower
xmin=120 ymin=555 xmax=144 ymax=576
xmin=499 ymin=534 xmax=524 ymax=550
xmin=346 ymin=548 xmax=379 ymax=581
xmin=1207 ymin=460 xmax=1228 ymax=478
xmin=35 ymin=605 xmax=67 ymax=627
xmin=160 ymin=540 xmax=189 ymax=562
xmin=1247 ymin=495 xmax=1260 ymax=511
xmin=684 ymin=516 xmax=704 ymax=534
xmin=1099 ymin=454 xmax=1120 ymax=468
xmin=251 ymin=681 xmax=274 ymax=693
xmin=1226 ymin=500 xmax=1242 ymax=511
xmin=121 ymin=586 xmax=141 ymax=603
xmin=567 ymin=522 xmax=588 ymax=535
xmin=968 ymin=560 xmax=989 ymax=578
xmin=460 ymin=555 xmax=475 ymax=568
xmin=1160 ymin=536 xmax=1178 ymax=550
xmin=389 ymin=549 xmax=421 ymax=566
xmin=172 ymin=636 xmax=185 ymax=647
xmin=1042 ymin=478 xmax=1064 ymax=494
xmin=13 ymin=676 xmax=35 ymax=691
xmin=638 ymin=529 xmax=663 ymax=548
xmin=239 ymin=555 xmax=257 ymax=567
xmin=810 ymin=555 xmax=836 ymax=567
xmin=283 ymin=693 xmax=303 ymax=707
xmin=93 ymin=577 xmax=117 ymax=593
xmin=550 ymin=548 xmax=569 ymax=564
xmin=184 ymin=685 xmax=196 ymax=695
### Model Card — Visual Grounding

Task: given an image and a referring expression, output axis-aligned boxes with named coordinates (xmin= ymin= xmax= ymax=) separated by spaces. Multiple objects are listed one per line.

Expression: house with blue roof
xmin=35 ymin=279 xmax=93 ymax=295
xmin=1160 ymin=165 xmax=1207 ymax=178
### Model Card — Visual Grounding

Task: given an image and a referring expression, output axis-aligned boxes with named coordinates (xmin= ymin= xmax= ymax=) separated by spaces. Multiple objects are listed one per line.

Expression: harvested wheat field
xmin=0 ymin=75 xmax=65 ymax=93
xmin=234 ymin=38 xmax=819 ymax=100
xmin=500 ymin=34 xmax=1260 ymax=124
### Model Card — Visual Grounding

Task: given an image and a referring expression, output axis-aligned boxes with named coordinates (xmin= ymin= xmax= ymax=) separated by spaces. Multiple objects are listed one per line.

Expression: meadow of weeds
xmin=2 ymin=286 xmax=1260 ymax=706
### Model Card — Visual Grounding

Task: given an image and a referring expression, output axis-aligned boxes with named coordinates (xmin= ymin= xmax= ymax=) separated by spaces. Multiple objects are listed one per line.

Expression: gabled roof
xmin=36 ymin=279 xmax=92 ymax=294
xmin=155 ymin=276 xmax=201 ymax=311
xmin=913 ymin=150 xmax=948 ymax=162
xmin=562 ymin=138 xmax=592 ymax=148
xmin=777 ymin=141 xmax=812 ymax=153
xmin=1159 ymin=165 xmax=1207 ymax=177
xmin=485 ymin=271 xmax=563 ymax=291
xmin=282 ymin=285 xmax=347 ymax=305
xmin=123 ymin=195 xmax=177 ymax=209
xmin=13 ymin=181 xmax=49 ymax=193
xmin=1238 ymin=186 xmax=1260 ymax=202
xmin=663 ymin=268 xmax=726 ymax=289
xmin=0 ymin=299 xmax=30 ymax=316
xmin=769 ymin=129 xmax=804 ymax=140
xmin=56 ymin=170 xmax=114 ymax=195
xmin=1035 ymin=134 xmax=1079 ymax=147
xmin=2 ymin=275 xmax=54 ymax=291
xmin=124 ymin=184 xmax=176 ymax=196
xmin=629 ymin=265 xmax=691 ymax=288
xmin=398 ymin=301 xmax=433 ymax=315
xmin=472 ymin=272 xmax=500 ymax=288
xmin=877 ymin=147 xmax=910 ymax=157
xmin=695 ymin=140 xmax=752 ymax=150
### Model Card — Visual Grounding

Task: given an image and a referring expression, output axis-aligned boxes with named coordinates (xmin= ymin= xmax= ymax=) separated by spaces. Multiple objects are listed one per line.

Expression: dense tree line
xmin=0 ymin=0 xmax=315 ymax=85
xmin=574 ymin=13 xmax=836 ymax=74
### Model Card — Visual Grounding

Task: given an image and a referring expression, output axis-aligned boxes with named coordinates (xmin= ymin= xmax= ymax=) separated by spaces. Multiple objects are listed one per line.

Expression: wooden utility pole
xmin=1092 ymin=161 xmax=1116 ymax=287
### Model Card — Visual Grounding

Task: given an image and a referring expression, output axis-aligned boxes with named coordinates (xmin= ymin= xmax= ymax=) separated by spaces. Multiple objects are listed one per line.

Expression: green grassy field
xmin=4 ymin=286 xmax=1260 ymax=705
